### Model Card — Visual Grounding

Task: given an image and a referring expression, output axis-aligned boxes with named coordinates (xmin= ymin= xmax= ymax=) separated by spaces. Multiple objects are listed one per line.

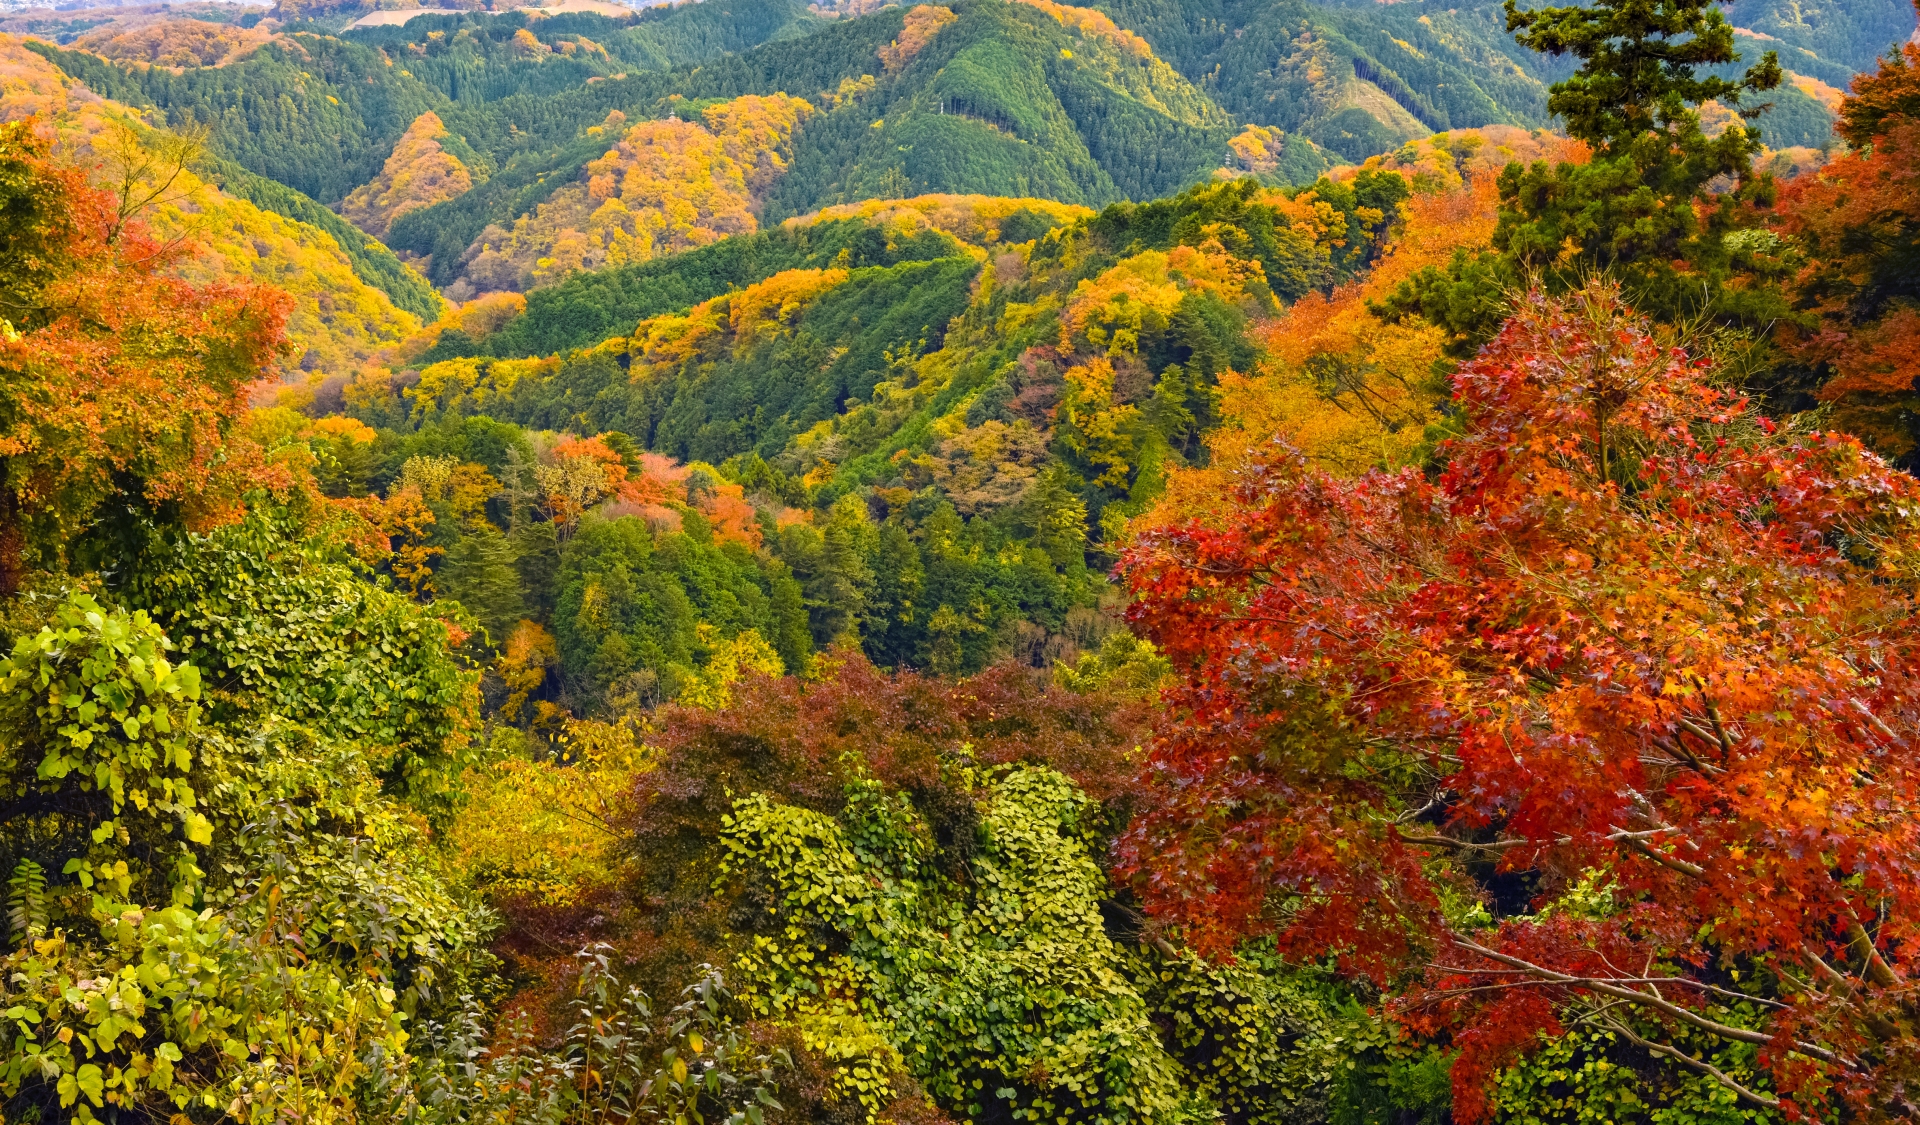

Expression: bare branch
xmin=1427 ymin=966 xmax=1789 ymax=1009
xmin=1397 ymin=830 xmax=1532 ymax=853
xmin=1449 ymin=936 xmax=1857 ymax=1069
xmin=1804 ymin=945 xmax=1905 ymax=1043
xmin=1690 ymin=680 xmax=1737 ymax=759
xmin=1596 ymin=1014 xmax=1779 ymax=1110
xmin=1614 ymin=832 xmax=1706 ymax=879
xmin=1847 ymin=921 xmax=1903 ymax=989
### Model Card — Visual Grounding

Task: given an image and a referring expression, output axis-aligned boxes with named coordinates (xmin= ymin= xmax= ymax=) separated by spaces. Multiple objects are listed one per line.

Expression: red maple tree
xmin=1119 ymin=283 xmax=1920 ymax=1118
xmin=0 ymin=119 xmax=290 ymax=593
xmin=1769 ymin=11 xmax=1920 ymax=464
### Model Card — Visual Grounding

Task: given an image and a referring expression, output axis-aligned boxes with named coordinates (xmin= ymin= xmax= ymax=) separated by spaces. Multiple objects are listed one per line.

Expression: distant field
xmin=344 ymin=7 xmax=467 ymax=28
xmin=345 ymin=0 xmax=643 ymax=27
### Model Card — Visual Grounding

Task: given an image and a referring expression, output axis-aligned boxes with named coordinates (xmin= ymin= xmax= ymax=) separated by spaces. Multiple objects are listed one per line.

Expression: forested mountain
xmin=21 ymin=0 xmax=1853 ymax=305
xmin=1725 ymin=0 xmax=1917 ymax=84
xmin=68 ymin=1 xmax=1870 ymax=287
xmin=275 ymin=175 xmax=1416 ymax=701
xmin=23 ymin=0 xmax=1274 ymax=288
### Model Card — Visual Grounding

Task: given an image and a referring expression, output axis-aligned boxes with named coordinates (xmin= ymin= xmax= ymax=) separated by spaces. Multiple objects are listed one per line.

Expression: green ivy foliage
xmin=122 ymin=514 xmax=477 ymax=816
xmin=720 ymin=767 xmax=1186 ymax=1120
xmin=0 ymin=594 xmax=209 ymax=913
xmin=200 ymin=726 xmax=494 ymax=1014
xmin=0 ymin=589 xmax=494 ymax=1125
xmin=1493 ymin=1023 xmax=1780 ymax=1124
xmin=712 ymin=759 xmax=1440 ymax=1123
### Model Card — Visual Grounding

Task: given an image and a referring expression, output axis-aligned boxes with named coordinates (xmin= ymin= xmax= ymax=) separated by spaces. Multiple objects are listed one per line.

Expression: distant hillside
xmin=1094 ymin=0 xmax=1842 ymax=157
xmin=1725 ymin=0 xmax=1918 ymax=87
xmin=27 ymin=0 xmax=1331 ymax=292
xmin=19 ymin=0 xmax=1870 ymax=314
xmin=419 ymin=194 xmax=1092 ymax=360
xmin=1092 ymin=0 xmax=1549 ymax=159
xmin=24 ymin=0 xmax=823 ymax=204
xmin=360 ymin=177 xmax=1407 ymax=577
xmin=0 ymin=32 xmax=436 ymax=367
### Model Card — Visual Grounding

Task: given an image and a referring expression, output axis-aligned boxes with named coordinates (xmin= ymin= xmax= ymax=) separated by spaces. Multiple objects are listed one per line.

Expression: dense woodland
xmin=5 ymin=0 xmax=1920 ymax=1121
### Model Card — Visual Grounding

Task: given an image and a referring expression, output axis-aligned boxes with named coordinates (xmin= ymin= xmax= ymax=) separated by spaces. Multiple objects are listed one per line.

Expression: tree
xmin=0 ymin=121 xmax=289 ymax=594
xmin=440 ymin=519 xmax=527 ymax=645
xmin=1506 ymin=0 xmax=1774 ymax=153
xmin=339 ymin=111 xmax=474 ymax=243
xmin=1119 ymin=284 xmax=1920 ymax=1120
xmin=1378 ymin=0 xmax=1786 ymax=354
xmin=611 ymin=653 xmax=1354 ymax=1120
xmin=1767 ymin=24 xmax=1920 ymax=464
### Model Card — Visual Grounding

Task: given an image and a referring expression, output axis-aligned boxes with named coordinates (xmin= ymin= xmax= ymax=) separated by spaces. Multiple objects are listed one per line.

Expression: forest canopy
xmin=5 ymin=0 xmax=1920 ymax=1121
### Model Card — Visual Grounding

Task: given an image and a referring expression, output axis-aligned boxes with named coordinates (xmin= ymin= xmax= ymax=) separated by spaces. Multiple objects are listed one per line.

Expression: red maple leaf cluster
xmin=1119 ymin=282 xmax=1920 ymax=1118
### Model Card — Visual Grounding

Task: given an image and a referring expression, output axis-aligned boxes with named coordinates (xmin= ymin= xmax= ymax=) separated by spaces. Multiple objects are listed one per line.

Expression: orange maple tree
xmin=1119 ymin=284 xmax=1920 ymax=1118
xmin=0 ymin=119 xmax=289 ymax=593
xmin=1770 ymin=20 xmax=1920 ymax=463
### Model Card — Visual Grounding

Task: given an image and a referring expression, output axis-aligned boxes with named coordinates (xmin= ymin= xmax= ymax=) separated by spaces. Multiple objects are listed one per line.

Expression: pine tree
xmin=443 ymin=522 xmax=527 ymax=645
xmin=1379 ymin=0 xmax=1788 ymax=353
xmin=767 ymin=566 xmax=813 ymax=676
xmin=511 ymin=520 xmax=561 ymax=620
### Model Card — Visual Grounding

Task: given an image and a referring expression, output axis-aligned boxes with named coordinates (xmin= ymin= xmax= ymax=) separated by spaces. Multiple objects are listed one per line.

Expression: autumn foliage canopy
xmin=1771 ymin=33 xmax=1920 ymax=462
xmin=0 ymin=119 xmax=289 ymax=592
xmin=1120 ymin=283 xmax=1920 ymax=1118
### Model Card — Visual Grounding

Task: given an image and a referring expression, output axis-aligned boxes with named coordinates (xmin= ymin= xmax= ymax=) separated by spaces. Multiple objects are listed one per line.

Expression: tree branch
xmin=1596 ymin=1014 xmax=1780 ymax=1110
xmin=1613 ymin=832 xmax=1706 ymax=878
xmin=1397 ymin=830 xmax=1532 ymax=853
xmin=1847 ymin=921 xmax=1902 ymax=989
xmin=1449 ymin=936 xmax=1857 ymax=1070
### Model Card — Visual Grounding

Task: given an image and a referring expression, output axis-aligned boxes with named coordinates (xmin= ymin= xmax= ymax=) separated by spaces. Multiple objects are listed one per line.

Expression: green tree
xmin=1379 ymin=0 xmax=1788 ymax=354
xmin=766 ymin=563 xmax=812 ymax=676
xmin=1026 ymin=466 xmax=1090 ymax=571
xmin=124 ymin=513 xmax=476 ymax=818
xmin=440 ymin=520 xmax=527 ymax=646
xmin=511 ymin=519 xmax=562 ymax=620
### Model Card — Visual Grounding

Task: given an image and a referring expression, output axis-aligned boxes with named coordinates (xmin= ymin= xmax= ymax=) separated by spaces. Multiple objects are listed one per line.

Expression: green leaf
xmin=76 ymin=1064 xmax=104 ymax=1106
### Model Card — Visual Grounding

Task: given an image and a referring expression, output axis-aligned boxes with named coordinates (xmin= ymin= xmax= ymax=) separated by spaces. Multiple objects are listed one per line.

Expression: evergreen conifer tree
xmin=443 ymin=521 xmax=527 ymax=644
xmin=1379 ymin=0 xmax=1788 ymax=354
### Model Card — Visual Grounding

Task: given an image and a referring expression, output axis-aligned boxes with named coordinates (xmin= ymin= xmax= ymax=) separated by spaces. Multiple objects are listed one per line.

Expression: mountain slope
xmin=1725 ymin=0 xmax=1918 ymax=87
xmin=340 ymin=109 xmax=475 ymax=243
xmin=209 ymin=155 xmax=447 ymax=321
xmin=761 ymin=0 xmax=1258 ymax=217
xmin=1092 ymin=0 xmax=1843 ymax=156
xmin=23 ymin=0 xmax=822 ymax=205
xmin=379 ymin=0 xmax=1301 ymax=288
xmin=22 ymin=0 xmax=1867 ymax=322
xmin=422 ymin=194 xmax=1092 ymax=360
xmin=1 ymin=33 xmax=433 ymax=367
xmin=1090 ymin=0 xmax=1556 ymax=158
xmin=446 ymin=92 xmax=816 ymax=299
xmin=28 ymin=1 xmax=1312 ymax=281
